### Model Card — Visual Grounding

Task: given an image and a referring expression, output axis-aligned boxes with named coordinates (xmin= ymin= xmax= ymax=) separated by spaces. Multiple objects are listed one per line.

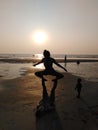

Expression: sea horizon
xmin=0 ymin=53 xmax=98 ymax=59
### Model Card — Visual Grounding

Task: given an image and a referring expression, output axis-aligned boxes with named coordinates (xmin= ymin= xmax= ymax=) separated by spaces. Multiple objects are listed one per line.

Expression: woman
xmin=33 ymin=50 xmax=67 ymax=81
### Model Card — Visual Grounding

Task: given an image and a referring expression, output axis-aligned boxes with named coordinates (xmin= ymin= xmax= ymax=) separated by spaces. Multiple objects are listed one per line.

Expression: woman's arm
xmin=53 ymin=59 xmax=67 ymax=72
xmin=33 ymin=59 xmax=43 ymax=66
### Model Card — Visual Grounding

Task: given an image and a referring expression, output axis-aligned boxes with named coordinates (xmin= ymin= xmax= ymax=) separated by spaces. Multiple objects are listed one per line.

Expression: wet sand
xmin=0 ymin=68 xmax=98 ymax=130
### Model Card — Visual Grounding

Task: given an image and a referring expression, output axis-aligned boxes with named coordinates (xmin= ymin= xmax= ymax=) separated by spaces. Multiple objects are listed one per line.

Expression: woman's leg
xmin=52 ymin=71 xmax=64 ymax=81
xmin=35 ymin=71 xmax=47 ymax=81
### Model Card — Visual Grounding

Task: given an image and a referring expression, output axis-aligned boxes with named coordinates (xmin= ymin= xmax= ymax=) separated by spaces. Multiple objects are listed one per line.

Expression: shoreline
xmin=0 ymin=62 xmax=98 ymax=82
xmin=0 ymin=68 xmax=98 ymax=129
xmin=0 ymin=58 xmax=98 ymax=63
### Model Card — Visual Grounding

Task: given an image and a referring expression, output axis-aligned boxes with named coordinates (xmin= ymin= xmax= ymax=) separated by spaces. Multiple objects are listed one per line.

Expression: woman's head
xmin=43 ymin=50 xmax=50 ymax=57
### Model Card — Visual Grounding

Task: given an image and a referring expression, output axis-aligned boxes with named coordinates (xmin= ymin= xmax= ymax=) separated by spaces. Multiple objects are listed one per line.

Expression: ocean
xmin=0 ymin=54 xmax=98 ymax=82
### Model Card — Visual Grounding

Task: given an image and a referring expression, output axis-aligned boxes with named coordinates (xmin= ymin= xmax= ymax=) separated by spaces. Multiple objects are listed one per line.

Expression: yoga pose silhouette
xmin=33 ymin=50 xmax=67 ymax=81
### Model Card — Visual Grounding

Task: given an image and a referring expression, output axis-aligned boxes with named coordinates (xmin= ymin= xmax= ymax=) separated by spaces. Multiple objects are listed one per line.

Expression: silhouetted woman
xmin=33 ymin=50 xmax=67 ymax=81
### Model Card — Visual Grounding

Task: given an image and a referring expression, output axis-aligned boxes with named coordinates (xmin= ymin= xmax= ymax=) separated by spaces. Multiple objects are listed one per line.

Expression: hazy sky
xmin=0 ymin=0 xmax=98 ymax=54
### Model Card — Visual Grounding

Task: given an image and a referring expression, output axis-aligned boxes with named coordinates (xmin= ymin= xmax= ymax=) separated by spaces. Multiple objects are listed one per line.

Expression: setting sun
xmin=33 ymin=31 xmax=47 ymax=44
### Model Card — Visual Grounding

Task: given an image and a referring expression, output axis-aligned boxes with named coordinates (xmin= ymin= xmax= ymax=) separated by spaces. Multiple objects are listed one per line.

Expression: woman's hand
xmin=64 ymin=68 xmax=67 ymax=72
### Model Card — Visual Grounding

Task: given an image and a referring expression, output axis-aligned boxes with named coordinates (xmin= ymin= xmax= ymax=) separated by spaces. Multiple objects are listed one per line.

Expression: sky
xmin=0 ymin=0 xmax=98 ymax=54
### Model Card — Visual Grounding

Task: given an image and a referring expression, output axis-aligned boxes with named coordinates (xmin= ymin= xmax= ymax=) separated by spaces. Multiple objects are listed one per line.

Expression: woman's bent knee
xmin=35 ymin=71 xmax=41 ymax=77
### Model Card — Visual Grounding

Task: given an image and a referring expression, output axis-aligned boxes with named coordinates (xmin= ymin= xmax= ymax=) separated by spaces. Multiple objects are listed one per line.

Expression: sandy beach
xmin=0 ymin=68 xmax=98 ymax=130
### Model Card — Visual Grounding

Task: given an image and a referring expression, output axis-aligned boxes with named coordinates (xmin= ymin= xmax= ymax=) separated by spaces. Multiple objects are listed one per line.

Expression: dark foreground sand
xmin=0 ymin=68 xmax=98 ymax=130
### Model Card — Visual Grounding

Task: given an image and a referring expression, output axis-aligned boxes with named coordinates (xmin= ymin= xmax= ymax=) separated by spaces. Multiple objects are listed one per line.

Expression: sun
xmin=33 ymin=31 xmax=47 ymax=44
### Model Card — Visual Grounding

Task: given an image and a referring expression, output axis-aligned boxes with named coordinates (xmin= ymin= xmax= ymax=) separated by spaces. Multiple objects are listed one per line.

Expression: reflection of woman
xmin=33 ymin=50 xmax=67 ymax=81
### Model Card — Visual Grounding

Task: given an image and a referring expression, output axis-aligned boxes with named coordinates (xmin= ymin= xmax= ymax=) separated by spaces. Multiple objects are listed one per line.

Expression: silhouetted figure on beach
xmin=75 ymin=78 xmax=82 ymax=98
xmin=33 ymin=50 xmax=67 ymax=81
xmin=64 ymin=55 xmax=67 ymax=67
xmin=65 ymin=55 xmax=67 ymax=62
xmin=77 ymin=60 xmax=80 ymax=65
xmin=33 ymin=50 xmax=67 ymax=105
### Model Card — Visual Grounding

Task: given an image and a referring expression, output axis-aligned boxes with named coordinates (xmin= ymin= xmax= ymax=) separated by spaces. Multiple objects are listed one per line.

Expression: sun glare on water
xmin=33 ymin=31 xmax=47 ymax=44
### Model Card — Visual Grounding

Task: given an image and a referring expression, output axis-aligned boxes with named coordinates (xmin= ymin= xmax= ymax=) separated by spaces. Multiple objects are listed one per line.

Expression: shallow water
xmin=0 ymin=63 xmax=32 ymax=79
xmin=0 ymin=54 xmax=98 ymax=82
xmin=65 ymin=62 xmax=98 ymax=82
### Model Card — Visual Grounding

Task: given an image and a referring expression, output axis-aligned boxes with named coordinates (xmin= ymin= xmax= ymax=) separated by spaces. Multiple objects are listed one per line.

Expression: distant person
xmin=65 ymin=55 xmax=67 ymax=62
xmin=75 ymin=78 xmax=82 ymax=98
xmin=64 ymin=55 xmax=67 ymax=67
xmin=77 ymin=60 xmax=80 ymax=65
xmin=33 ymin=50 xmax=67 ymax=81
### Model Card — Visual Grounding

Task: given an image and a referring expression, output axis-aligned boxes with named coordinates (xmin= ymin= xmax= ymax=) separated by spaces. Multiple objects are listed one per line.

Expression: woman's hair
xmin=43 ymin=50 xmax=50 ymax=57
